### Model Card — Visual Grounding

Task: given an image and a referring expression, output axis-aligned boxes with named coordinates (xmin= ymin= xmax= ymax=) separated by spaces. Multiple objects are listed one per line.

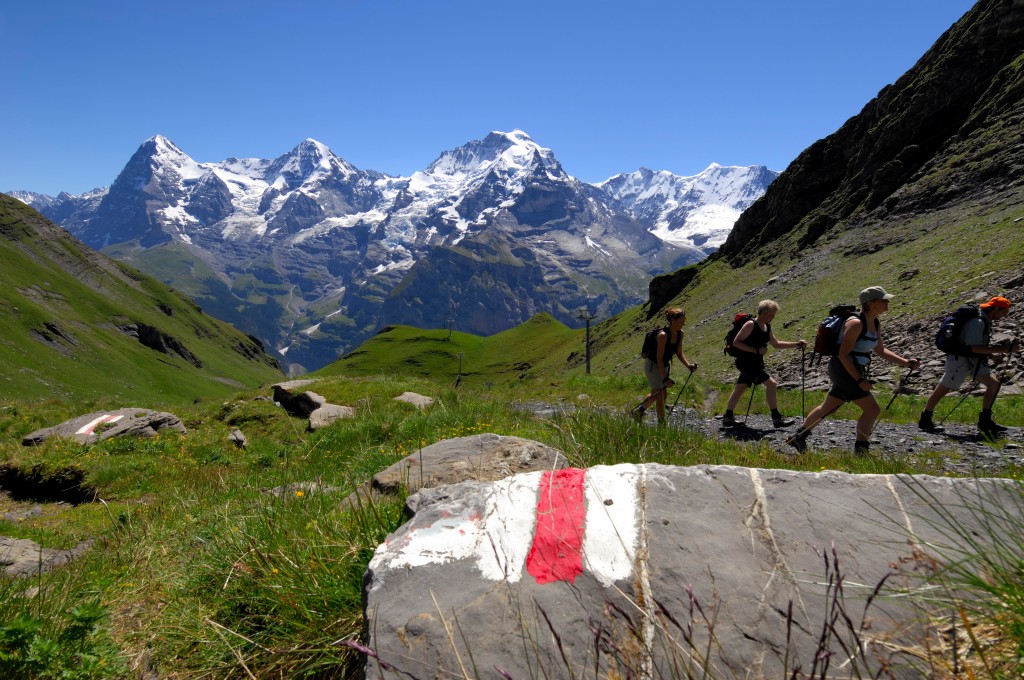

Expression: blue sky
xmin=2 ymin=0 xmax=977 ymax=196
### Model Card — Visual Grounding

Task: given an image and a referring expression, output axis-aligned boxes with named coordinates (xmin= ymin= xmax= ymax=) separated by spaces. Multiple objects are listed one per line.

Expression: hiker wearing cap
xmin=633 ymin=307 xmax=697 ymax=426
xmin=790 ymin=287 xmax=921 ymax=454
xmin=918 ymin=296 xmax=1019 ymax=438
xmin=722 ymin=300 xmax=806 ymax=428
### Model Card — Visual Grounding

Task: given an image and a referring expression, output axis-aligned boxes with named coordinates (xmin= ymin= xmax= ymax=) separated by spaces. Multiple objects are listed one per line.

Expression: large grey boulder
xmin=345 ymin=433 xmax=566 ymax=508
xmin=22 ymin=408 xmax=187 ymax=446
xmin=308 ymin=403 xmax=356 ymax=430
xmin=363 ymin=463 xmax=1016 ymax=678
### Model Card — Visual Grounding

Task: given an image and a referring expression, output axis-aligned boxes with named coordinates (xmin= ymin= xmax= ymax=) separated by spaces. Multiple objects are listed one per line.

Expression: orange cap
xmin=980 ymin=296 xmax=1011 ymax=310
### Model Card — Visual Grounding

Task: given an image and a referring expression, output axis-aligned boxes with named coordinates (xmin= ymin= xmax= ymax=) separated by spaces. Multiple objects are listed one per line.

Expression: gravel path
xmin=653 ymin=408 xmax=1023 ymax=474
xmin=514 ymin=400 xmax=1023 ymax=474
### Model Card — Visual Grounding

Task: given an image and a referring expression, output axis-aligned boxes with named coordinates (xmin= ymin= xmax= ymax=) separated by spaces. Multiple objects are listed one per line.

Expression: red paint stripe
xmin=526 ymin=468 xmax=586 ymax=584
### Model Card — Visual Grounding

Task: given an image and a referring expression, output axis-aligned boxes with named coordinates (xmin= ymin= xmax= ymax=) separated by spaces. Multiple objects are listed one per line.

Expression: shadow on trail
xmin=717 ymin=423 xmax=779 ymax=442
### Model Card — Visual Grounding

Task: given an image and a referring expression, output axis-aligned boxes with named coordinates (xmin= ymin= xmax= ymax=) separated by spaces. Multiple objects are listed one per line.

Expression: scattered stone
xmin=393 ymin=392 xmax=434 ymax=409
xmin=22 ymin=408 xmax=187 ymax=446
xmin=0 ymin=536 xmax=94 ymax=578
xmin=227 ymin=428 xmax=248 ymax=449
xmin=271 ymin=380 xmax=321 ymax=416
xmin=308 ymin=404 xmax=357 ymax=430
xmin=2 ymin=505 xmax=43 ymax=522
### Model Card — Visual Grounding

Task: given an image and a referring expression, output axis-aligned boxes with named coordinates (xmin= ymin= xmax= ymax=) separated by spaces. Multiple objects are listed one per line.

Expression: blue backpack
xmin=935 ymin=305 xmax=985 ymax=357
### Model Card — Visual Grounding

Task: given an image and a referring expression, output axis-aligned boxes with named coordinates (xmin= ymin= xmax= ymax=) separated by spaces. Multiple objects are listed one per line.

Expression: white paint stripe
xmin=368 ymin=471 xmax=543 ymax=581
xmin=74 ymin=414 xmax=123 ymax=435
xmin=582 ymin=464 xmax=640 ymax=587
xmin=477 ymin=471 xmax=543 ymax=581
xmin=370 ymin=464 xmax=642 ymax=587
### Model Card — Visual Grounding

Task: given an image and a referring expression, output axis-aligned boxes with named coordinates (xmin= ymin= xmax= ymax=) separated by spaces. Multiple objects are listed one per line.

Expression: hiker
xmin=918 ymin=296 xmax=1019 ymax=437
xmin=789 ymin=287 xmax=921 ymax=454
xmin=722 ymin=300 xmax=806 ymax=428
xmin=633 ymin=307 xmax=697 ymax=425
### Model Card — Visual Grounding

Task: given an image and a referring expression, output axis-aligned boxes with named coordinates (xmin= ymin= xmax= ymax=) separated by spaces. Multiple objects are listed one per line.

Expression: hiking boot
xmin=917 ymin=412 xmax=944 ymax=434
xmin=772 ymin=414 xmax=795 ymax=428
xmin=854 ymin=440 xmax=870 ymax=455
xmin=787 ymin=430 xmax=808 ymax=452
xmin=978 ymin=410 xmax=1008 ymax=437
xmin=721 ymin=413 xmax=737 ymax=428
xmin=631 ymin=406 xmax=646 ymax=423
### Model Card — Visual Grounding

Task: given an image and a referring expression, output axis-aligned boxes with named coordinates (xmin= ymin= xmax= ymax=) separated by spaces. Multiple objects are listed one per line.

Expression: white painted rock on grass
xmin=362 ymin=463 xmax=1018 ymax=678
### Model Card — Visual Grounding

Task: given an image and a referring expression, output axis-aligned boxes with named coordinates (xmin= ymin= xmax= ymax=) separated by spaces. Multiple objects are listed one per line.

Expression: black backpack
xmin=640 ymin=327 xmax=668 ymax=359
xmin=935 ymin=305 xmax=986 ymax=357
xmin=723 ymin=313 xmax=755 ymax=357
xmin=809 ymin=305 xmax=874 ymax=366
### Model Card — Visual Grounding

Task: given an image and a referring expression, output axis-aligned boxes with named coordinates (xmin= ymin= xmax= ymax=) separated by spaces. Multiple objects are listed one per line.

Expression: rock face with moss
xmin=720 ymin=0 xmax=1024 ymax=265
xmin=363 ymin=463 xmax=1018 ymax=678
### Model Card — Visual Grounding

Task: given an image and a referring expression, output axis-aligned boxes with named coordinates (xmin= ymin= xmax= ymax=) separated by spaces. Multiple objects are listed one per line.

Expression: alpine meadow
xmin=3 ymin=1 xmax=1024 ymax=678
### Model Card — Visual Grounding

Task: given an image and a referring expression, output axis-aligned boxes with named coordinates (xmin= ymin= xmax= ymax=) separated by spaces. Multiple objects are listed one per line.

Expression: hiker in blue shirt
xmin=918 ymin=296 xmax=1019 ymax=437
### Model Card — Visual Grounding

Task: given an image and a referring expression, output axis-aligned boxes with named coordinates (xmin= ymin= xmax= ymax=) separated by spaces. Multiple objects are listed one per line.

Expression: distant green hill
xmin=0 ymin=194 xmax=283 ymax=403
xmin=314 ymin=312 xmax=581 ymax=385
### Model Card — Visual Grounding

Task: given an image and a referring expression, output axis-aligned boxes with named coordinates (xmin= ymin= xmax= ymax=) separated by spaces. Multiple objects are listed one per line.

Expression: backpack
xmin=809 ymin=304 xmax=862 ymax=365
xmin=723 ymin=313 xmax=755 ymax=357
xmin=935 ymin=305 xmax=985 ymax=357
xmin=640 ymin=327 xmax=667 ymax=359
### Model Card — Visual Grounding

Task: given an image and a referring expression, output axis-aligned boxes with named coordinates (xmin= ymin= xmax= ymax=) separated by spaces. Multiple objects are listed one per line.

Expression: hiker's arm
xmin=967 ymin=341 xmax=1018 ymax=356
xmin=875 ymin=331 xmax=921 ymax=369
xmin=676 ymin=344 xmax=696 ymax=371
xmin=655 ymin=332 xmax=669 ymax=376
xmin=731 ymin=321 xmax=762 ymax=354
xmin=769 ymin=328 xmax=806 ymax=350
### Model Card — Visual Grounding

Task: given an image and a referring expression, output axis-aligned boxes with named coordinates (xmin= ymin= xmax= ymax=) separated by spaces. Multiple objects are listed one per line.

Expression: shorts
xmin=939 ymin=355 xmax=990 ymax=390
xmin=734 ymin=355 xmax=769 ymax=387
xmin=643 ymin=359 xmax=672 ymax=391
xmin=827 ymin=357 xmax=871 ymax=402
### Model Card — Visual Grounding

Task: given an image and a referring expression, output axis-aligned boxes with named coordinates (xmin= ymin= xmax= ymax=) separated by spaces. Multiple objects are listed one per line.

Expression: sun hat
xmin=859 ymin=286 xmax=894 ymax=306
xmin=980 ymin=296 xmax=1011 ymax=310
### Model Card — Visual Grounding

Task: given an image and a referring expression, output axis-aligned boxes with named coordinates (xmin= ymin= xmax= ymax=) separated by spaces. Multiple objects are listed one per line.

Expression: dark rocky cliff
xmin=720 ymin=0 xmax=1024 ymax=265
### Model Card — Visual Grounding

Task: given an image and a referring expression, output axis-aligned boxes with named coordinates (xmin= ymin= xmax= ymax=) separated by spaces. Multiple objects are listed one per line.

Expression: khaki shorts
xmin=939 ymin=356 xmax=990 ymax=390
xmin=643 ymin=359 xmax=672 ymax=391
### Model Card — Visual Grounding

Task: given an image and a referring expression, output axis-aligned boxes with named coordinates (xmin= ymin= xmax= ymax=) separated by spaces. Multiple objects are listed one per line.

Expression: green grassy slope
xmin=0 ymin=194 xmax=283 ymax=403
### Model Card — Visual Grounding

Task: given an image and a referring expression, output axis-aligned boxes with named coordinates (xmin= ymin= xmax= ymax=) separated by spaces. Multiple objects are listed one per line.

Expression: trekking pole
xmin=801 ymin=345 xmax=806 ymax=419
xmin=667 ymin=370 xmax=693 ymax=416
xmin=744 ymin=384 xmax=757 ymax=425
xmin=938 ymin=355 xmax=985 ymax=426
xmin=884 ymin=366 xmax=915 ymax=411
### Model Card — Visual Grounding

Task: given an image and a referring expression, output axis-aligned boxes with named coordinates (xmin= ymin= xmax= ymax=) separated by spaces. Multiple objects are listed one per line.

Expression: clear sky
xmin=1 ymin=0 xmax=977 ymax=196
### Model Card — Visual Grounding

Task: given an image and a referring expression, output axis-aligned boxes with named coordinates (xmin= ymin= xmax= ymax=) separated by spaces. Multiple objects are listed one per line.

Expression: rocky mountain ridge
xmin=11 ymin=131 xmax=775 ymax=372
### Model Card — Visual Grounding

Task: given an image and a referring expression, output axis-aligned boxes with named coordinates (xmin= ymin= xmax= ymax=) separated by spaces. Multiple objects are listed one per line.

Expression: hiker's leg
xmin=655 ymin=387 xmax=667 ymax=422
xmin=802 ymin=395 xmax=844 ymax=433
xmin=725 ymin=382 xmax=747 ymax=411
xmin=923 ymin=384 xmax=952 ymax=412
xmin=854 ymin=394 xmax=881 ymax=442
xmin=979 ymin=374 xmax=1000 ymax=410
xmin=764 ymin=377 xmax=779 ymax=410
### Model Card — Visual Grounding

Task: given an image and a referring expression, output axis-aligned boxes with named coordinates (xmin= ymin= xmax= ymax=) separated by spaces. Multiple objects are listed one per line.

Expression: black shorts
xmin=827 ymin=358 xmax=871 ymax=401
xmin=735 ymin=355 xmax=770 ymax=386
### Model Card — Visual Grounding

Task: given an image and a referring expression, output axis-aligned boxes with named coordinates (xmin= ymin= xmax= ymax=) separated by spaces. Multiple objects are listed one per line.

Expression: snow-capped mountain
xmin=595 ymin=164 xmax=778 ymax=252
xmin=12 ymin=131 xmax=773 ymax=372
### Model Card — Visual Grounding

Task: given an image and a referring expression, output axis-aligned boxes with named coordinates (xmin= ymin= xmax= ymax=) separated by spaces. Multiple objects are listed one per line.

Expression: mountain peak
xmin=427 ymin=129 xmax=560 ymax=177
xmin=266 ymin=138 xmax=355 ymax=188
